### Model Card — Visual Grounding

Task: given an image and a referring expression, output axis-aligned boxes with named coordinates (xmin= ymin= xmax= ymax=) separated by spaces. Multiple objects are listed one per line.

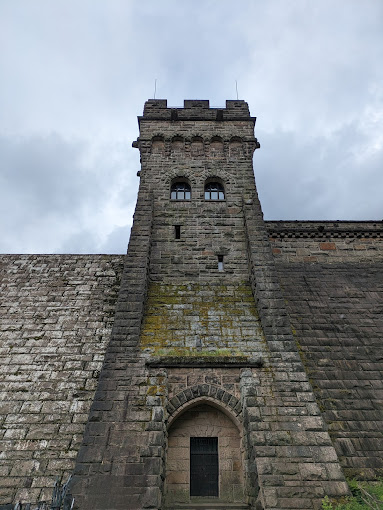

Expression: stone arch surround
xmin=164 ymin=399 xmax=246 ymax=506
xmin=166 ymin=384 xmax=243 ymax=428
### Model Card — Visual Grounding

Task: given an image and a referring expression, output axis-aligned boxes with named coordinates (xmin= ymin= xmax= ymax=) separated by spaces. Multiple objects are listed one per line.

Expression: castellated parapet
xmin=1 ymin=100 xmax=382 ymax=510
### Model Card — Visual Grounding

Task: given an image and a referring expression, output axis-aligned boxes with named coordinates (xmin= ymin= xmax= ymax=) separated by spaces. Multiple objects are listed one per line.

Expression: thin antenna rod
xmin=235 ymin=80 xmax=239 ymax=100
xmin=154 ymin=79 xmax=157 ymax=99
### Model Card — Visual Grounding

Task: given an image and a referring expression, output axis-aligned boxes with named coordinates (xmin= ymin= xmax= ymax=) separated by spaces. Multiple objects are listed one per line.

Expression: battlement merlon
xmin=138 ymin=99 xmax=257 ymax=123
xmin=134 ymin=99 xmax=259 ymax=149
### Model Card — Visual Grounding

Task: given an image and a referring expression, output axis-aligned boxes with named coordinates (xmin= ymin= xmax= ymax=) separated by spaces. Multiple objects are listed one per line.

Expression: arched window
xmin=205 ymin=181 xmax=225 ymax=201
xmin=170 ymin=181 xmax=191 ymax=200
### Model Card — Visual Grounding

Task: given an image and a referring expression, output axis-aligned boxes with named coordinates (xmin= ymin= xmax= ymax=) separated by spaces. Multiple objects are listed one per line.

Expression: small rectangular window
xmin=218 ymin=255 xmax=224 ymax=272
xmin=175 ymin=225 xmax=181 ymax=239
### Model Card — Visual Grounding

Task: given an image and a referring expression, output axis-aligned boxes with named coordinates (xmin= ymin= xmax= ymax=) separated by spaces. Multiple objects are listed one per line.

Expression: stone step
xmin=168 ymin=502 xmax=249 ymax=510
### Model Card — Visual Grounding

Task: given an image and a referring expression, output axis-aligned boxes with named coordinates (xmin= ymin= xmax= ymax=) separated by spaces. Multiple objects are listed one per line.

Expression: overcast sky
xmin=1 ymin=1 xmax=382 ymax=254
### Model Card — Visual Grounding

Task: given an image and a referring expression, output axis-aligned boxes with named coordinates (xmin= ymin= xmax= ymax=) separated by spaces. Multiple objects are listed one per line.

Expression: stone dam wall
xmin=0 ymin=255 xmax=124 ymax=503
xmin=0 ymin=220 xmax=383 ymax=504
xmin=268 ymin=221 xmax=383 ymax=479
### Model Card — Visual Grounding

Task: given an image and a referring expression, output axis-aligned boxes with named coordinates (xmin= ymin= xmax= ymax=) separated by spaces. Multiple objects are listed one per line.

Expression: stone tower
xmin=71 ymin=100 xmax=349 ymax=509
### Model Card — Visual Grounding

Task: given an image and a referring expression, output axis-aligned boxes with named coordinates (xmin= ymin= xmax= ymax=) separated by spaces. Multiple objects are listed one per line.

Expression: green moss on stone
xmin=139 ymin=281 xmax=265 ymax=356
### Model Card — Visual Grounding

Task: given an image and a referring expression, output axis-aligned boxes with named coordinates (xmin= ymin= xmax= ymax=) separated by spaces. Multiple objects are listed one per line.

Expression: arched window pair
xmin=170 ymin=180 xmax=225 ymax=201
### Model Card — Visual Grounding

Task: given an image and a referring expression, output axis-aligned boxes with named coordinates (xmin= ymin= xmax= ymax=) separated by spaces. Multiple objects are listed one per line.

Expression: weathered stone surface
xmin=0 ymin=255 xmax=124 ymax=503
xmin=272 ymin=254 xmax=383 ymax=479
xmin=140 ymin=283 xmax=265 ymax=357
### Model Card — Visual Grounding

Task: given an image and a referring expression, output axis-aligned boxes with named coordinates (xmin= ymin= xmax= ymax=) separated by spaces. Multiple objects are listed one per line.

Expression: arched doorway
xmin=164 ymin=401 xmax=246 ymax=506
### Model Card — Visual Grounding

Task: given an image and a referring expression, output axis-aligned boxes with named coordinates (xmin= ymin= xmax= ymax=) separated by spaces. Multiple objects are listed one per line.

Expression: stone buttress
xmin=70 ymin=100 xmax=349 ymax=509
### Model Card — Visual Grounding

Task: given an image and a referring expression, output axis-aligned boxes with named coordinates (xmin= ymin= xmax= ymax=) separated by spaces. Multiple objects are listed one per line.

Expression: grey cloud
xmin=57 ymin=229 xmax=102 ymax=255
xmin=0 ymin=134 xmax=88 ymax=214
xmin=0 ymin=1 xmax=382 ymax=253
xmin=99 ymin=225 xmax=131 ymax=254
xmin=256 ymin=122 xmax=383 ymax=220
xmin=58 ymin=225 xmax=130 ymax=254
xmin=0 ymin=133 xmax=137 ymax=253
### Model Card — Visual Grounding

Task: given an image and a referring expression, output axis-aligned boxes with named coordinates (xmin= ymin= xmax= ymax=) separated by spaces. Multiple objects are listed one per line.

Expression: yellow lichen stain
xmin=139 ymin=281 xmax=265 ymax=355
xmin=147 ymin=385 xmax=166 ymax=396
xmin=147 ymin=386 xmax=157 ymax=396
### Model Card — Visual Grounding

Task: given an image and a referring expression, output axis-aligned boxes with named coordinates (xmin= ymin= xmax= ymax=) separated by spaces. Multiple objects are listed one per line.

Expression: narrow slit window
xmin=218 ymin=255 xmax=224 ymax=272
xmin=175 ymin=225 xmax=181 ymax=239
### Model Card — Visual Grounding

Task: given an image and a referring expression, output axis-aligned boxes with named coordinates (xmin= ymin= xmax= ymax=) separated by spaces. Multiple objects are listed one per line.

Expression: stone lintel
xmin=146 ymin=356 xmax=263 ymax=368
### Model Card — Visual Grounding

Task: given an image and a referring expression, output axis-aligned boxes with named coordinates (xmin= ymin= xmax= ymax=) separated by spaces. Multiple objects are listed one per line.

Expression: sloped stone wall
xmin=270 ymin=229 xmax=383 ymax=479
xmin=242 ymin=204 xmax=349 ymax=509
xmin=0 ymin=255 xmax=124 ymax=503
xmin=70 ymin=196 xmax=156 ymax=510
